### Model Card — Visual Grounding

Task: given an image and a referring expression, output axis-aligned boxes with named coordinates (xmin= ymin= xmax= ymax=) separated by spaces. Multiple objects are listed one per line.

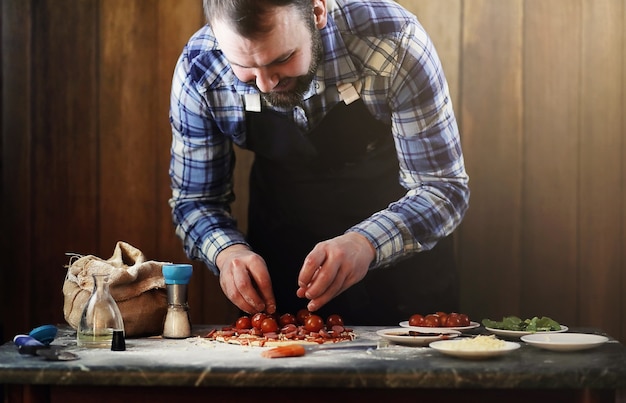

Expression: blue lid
xmin=29 ymin=325 xmax=58 ymax=345
xmin=162 ymin=264 xmax=193 ymax=285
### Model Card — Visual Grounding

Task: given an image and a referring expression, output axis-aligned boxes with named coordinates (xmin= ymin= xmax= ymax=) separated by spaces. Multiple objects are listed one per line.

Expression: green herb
xmin=481 ymin=316 xmax=561 ymax=332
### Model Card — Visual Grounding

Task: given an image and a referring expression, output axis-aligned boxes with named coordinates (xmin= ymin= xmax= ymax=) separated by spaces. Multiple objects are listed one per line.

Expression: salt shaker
xmin=162 ymin=264 xmax=193 ymax=339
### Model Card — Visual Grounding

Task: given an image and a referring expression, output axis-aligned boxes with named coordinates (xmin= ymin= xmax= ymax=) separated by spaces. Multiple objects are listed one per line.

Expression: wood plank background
xmin=1 ymin=0 xmax=624 ymax=344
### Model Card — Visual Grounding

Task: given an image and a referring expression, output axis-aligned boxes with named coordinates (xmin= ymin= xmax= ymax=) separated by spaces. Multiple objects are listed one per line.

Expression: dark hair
xmin=203 ymin=0 xmax=313 ymax=37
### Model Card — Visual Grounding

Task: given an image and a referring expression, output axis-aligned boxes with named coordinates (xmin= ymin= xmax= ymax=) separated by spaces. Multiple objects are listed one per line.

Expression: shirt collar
xmin=304 ymin=15 xmax=360 ymax=99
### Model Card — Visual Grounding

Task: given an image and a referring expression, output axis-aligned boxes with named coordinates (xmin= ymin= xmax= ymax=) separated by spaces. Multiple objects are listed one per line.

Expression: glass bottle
xmin=162 ymin=264 xmax=193 ymax=338
xmin=77 ymin=274 xmax=125 ymax=348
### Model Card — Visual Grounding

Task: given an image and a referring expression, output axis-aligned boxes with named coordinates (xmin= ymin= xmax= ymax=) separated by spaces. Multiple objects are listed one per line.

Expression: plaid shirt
xmin=169 ymin=0 xmax=469 ymax=274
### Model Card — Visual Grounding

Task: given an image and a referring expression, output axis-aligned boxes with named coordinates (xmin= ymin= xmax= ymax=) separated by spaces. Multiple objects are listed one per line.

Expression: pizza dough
xmin=203 ymin=313 xmax=356 ymax=347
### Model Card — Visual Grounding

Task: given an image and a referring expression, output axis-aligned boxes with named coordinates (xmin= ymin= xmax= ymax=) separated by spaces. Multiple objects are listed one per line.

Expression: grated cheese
xmin=444 ymin=335 xmax=506 ymax=351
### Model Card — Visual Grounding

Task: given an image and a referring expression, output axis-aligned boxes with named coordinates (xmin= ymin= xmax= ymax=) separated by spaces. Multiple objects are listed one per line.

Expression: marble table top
xmin=1 ymin=325 xmax=625 ymax=390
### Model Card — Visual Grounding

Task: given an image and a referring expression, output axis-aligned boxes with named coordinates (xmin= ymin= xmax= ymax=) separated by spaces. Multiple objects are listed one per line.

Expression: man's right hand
xmin=215 ymin=244 xmax=276 ymax=314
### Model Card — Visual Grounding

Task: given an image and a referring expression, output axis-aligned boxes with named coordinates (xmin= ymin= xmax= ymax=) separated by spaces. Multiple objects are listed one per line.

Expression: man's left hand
xmin=296 ymin=232 xmax=375 ymax=311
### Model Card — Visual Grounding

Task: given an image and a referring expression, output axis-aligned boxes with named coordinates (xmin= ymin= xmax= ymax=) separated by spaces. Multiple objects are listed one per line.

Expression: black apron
xmin=244 ymin=98 xmax=458 ymax=325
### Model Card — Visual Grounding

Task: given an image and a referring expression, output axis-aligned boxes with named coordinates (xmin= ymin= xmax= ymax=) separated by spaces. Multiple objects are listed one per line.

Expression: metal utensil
xmin=36 ymin=348 xmax=80 ymax=361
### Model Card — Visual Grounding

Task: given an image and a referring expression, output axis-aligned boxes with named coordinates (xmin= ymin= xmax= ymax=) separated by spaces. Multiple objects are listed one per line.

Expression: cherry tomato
xmin=423 ymin=314 xmax=440 ymax=327
xmin=436 ymin=312 xmax=448 ymax=326
xmin=235 ymin=316 xmax=251 ymax=329
xmin=297 ymin=309 xmax=312 ymax=325
xmin=408 ymin=314 xmax=425 ymax=327
xmin=326 ymin=314 xmax=344 ymax=329
xmin=251 ymin=312 xmax=267 ymax=330
xmin=278 ymin=313 xmax=297 ymax=327
xmin=458 ymin=313 xmax=471 ymax=327
xmin=304 ymin=314 xmax=325 ymax=332
xmin=260 ymin=317 xmax=279 ymax=334
xmin=445 ymin=314 xmax=462 ymax=327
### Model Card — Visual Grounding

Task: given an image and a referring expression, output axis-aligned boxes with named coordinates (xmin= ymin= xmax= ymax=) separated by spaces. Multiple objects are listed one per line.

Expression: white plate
xmin=484 ymin=325 xmax=568 ymax=338
xmin=520 ymin=333 xmax=608 ymax=352
xmin=429 ymin=339 xmax=520 ymax=359
xmin=399 ymin=321 xmax=480 ymax=332
xmin=376 ymin=328 xmax=460 ymax=346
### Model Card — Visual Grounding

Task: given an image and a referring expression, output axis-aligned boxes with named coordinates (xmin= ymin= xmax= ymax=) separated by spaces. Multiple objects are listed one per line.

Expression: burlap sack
xmin=63 ymin=241 xmax=169 ymax=337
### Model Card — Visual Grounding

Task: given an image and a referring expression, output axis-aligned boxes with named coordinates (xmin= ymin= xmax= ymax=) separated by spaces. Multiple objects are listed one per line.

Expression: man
xmin=169 ymin=0 xmax=469 ymax=325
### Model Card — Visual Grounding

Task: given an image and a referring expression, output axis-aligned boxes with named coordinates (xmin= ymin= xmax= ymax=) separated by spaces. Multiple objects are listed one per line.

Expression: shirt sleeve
xmin=348 ymin=20 xmax=470 ymax=269
xmin=168 ymin=49 xmax=249 ymax=275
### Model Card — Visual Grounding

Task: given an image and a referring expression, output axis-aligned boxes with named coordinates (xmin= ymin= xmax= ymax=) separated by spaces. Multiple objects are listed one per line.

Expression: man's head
xmin=204 ymin=0 xmax=328 ymax=108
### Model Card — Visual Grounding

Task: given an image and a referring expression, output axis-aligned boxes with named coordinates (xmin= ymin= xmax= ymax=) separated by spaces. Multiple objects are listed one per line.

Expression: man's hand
xmin=296 ymin=232 xmax=375 ymax=312
xmin=216 ymin=244 xmax=276 ymax=314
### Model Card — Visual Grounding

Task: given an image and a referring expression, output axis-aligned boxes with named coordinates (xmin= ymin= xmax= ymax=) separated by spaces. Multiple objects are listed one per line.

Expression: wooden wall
xmin=0 ymin=0 xmax=237 ymax=343
xmin=403 ymin=0 xmax=626 ymax=343
xmin=1 ymin=0 xmax=624 ymax=344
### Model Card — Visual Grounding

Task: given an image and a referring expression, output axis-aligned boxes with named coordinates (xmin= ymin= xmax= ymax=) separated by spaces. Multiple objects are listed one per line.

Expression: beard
xmin=260 ymin=28 xmax=323 ymax=108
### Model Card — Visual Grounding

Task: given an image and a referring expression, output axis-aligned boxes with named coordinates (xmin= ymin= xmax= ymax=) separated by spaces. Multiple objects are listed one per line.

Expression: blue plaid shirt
xmin=169 ymin=0 xmax=470 ymax=274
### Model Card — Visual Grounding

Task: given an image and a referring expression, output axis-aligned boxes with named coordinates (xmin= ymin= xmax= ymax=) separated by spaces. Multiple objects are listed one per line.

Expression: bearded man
xmin=169 ymin=0 xmax=470 ymax=325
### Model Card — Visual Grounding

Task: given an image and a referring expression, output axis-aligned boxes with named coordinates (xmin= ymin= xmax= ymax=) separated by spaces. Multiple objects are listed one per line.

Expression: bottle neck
xmin=92 ymin=274 xmax=110 ymax=295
